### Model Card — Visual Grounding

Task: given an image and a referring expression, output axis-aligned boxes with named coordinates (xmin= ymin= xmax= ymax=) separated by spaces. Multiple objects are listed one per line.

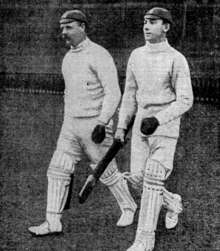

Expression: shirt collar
xmin=145 ymin=39 xmax=170 ymax=52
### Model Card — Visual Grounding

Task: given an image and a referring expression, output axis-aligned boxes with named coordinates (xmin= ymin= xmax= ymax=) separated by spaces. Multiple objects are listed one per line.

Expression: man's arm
xmin=96 ymin=50 xmax=121 ymax=125
xmin=155 ymin=54 xmax=194 ymax=125
xmin=91 ymin=49 xmax=121 ymax=144
xmin=117 ymin=53 xmax=138 ymax=130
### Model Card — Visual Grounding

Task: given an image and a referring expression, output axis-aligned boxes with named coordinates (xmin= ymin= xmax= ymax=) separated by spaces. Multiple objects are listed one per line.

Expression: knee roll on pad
xmin=47 ymin=167 xmax=72 ymax=180
xmin=99 ymin=160 xmax=120 ymax=186
xmin=144 ymin=159 xmax=166 ymax=188
xmin=49 ymin=150 xmax=76 ymax=172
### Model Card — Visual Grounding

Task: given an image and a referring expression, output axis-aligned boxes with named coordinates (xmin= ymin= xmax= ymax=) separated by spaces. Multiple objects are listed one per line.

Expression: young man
xmin=115 ymin=7 xmax=193 ymax=251
xmin=28 ymin=10 xmax=137 ymax=236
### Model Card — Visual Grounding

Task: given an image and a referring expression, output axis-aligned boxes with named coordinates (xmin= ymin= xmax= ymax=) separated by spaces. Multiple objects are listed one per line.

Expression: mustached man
xmin=28 ymin=10 xmax=137 ymax=236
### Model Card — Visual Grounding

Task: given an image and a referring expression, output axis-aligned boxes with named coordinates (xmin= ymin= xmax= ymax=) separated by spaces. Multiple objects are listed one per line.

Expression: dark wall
xmin=0 ymin=0 xmax=219 ymax=91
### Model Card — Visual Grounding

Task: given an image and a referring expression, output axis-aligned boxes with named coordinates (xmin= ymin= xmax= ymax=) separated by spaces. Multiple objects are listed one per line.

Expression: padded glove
xmin=91 ymin=125 xmax=106 ymax=144
xmin=140 ymin=117 xmax=159 ymax=136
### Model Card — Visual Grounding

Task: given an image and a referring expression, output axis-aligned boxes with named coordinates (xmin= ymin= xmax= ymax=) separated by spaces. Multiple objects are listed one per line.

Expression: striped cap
xmin=60 ymin=10 xmax=87 ymax=25
xmin=145 ymin=7 xmax=173 ymax=25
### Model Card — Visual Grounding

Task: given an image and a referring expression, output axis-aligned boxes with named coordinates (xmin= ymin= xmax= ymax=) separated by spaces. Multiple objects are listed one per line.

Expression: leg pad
xmin=99 ymin=160 xmax=120 ymax=186
xmin=96 ymin=161 xmax=137 ymax=217
xmin=136 ymin=159 xmax=166 ymax=246
xmin=46 ymin=150 xmax=75 ymax=215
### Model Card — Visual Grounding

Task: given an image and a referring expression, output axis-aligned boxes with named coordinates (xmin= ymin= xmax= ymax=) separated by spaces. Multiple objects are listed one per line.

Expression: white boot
xmin=165 ymin=211 xmax=179 ymax=229
xmin=127 ymin=232 xmax=155 ymax=251
xmin=127 ymin=240 xmax=145 ymax=251
xmin=117 ymin=208 xmax=135 ymax=227
xmin=163 ymin=190 xmax=182 ymax=229
xmin=28 ymin=213 xmax=62 ymax=236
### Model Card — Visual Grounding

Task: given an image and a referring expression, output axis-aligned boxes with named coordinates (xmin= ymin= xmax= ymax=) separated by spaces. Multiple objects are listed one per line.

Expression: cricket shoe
xmin=127 ymin=241 xmax=145 ymax=251
xmin=117 ymin=209 xmax=136 ymax=227
xmin=127 ymin=239 xmax=155 ymax=251
xmin=28 ymin=221 xmax=62 ymax=237
xmin=127 ymin=233 xmax=155 ymax=251
xmin=165 ymin=194 xmax=182 ymax=229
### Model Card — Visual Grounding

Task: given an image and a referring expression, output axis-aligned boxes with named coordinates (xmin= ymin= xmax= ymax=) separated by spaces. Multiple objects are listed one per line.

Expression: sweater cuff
xmin=155 ymin=114 xmax=165 ymax=126
xmin=98 ymin=113 xmax=110 ymax=125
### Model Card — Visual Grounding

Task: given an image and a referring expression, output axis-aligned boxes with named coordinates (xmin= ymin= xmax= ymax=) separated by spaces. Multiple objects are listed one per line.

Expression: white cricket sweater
xmin=118 ymin=40 xmax=194 ymax=138
xmin=62 ymin=37 xmax=121 ymax=125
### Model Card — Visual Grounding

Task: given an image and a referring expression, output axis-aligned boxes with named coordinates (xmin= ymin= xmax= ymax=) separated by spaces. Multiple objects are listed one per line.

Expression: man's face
xmin=60 ymin=21 xmax=85 ymax=47
xmin=143 ymin=16 xmax=169 ymax=44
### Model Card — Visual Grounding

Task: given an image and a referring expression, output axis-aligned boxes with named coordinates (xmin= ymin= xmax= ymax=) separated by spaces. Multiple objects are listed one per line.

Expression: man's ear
xmin=163 ymin=23 xmax=170 ymax=33
xmin=79 ymin=22 xmax=86 ymax=31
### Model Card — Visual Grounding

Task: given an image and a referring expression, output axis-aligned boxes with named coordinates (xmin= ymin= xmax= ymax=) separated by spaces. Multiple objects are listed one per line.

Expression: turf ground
xmin=1 ymin=91 xmax=220 ymax=251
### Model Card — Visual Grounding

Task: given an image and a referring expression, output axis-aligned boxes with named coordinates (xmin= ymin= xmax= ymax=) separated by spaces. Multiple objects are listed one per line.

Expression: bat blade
xmin=78 ymin=116 xmax=135 ymax=204
xmin=78 ymin=140 xmax=123 ymax=204
xmin=79 ymin=174 xmax=97 ymax=204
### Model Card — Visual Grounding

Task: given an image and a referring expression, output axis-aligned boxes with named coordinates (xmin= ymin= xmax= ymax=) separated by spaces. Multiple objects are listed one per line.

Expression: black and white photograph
xmin=0 ymin=0 xmax=220 ymax=250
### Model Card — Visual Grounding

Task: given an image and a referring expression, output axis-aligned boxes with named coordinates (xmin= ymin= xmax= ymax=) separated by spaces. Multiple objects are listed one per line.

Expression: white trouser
xmin=46 ymin=116 xmax=136 ymax=223
xmin=123 ymin=133 xmax=182 ymax=248
xmin=130 ymin=133 xmax=177 ymax=177
xmin=124 ymin=133 xmax=178 ymax=192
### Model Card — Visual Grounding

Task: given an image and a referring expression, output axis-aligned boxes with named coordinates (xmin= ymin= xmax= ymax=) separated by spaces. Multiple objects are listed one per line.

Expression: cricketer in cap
xmin=143 ymin=7 xmax=173 ymax=44
xmin=28 ymin=9 xmax=137 ymax=237
xmin=60 ymin=10 xmax=87 ymax=25
xmin=115 ymin=6 xmax=193 ymax=251
xmin=59 ymin=10 xmax=88 ymax=48
xmin=145 ymin=7 xmax=173 ymax=25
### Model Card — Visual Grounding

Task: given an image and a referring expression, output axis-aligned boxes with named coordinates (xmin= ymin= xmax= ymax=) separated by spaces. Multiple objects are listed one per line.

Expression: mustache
xmin=62 ymin=34 xmax=70 ymax=39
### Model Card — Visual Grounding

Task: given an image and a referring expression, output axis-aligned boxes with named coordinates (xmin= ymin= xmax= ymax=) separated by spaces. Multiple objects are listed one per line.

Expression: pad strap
xmin=49 ymin=149 xmax=76 ymax=172
xmin=122 ymin=171 xmax=144 ymax=191
xmin=109 ymin=176 xmax=137 ymax=212
xmin=93 ymin=160 xmax=137 ymax=212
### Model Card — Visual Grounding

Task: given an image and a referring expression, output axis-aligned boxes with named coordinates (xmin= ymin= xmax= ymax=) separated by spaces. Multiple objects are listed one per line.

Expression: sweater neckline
xmin=70 ymin=37 xmax=90 ymax=52
xmin=145 ymin=39 xmax=170 ymax=52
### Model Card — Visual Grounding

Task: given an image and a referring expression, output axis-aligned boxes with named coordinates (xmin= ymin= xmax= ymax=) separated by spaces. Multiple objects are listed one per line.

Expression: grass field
xmin=1 ymin=91 xmax=220 ymax=251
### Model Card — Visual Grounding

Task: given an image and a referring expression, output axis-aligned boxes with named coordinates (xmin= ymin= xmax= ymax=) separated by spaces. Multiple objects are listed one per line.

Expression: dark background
xmin=1 ymin=0 xmax=220 ymax=250
xmin=0 ymin=0 xmax=220 ymax=96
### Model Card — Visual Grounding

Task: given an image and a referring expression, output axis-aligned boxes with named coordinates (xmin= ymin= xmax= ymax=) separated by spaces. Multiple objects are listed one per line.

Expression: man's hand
xmin=91 ymin=123 xmax=106 ymax=144
xmin=114 ymin=128 xmax=126 ymax=145
xmin=140 ymin=117 xmax=159 ymax=136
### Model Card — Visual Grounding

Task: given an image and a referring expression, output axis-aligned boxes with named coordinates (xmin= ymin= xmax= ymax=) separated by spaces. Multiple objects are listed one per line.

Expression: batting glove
xmin=91 ymin=125 xmax=106 ymax=144
xmin=141 ymin=117 xmax=159 ymax=136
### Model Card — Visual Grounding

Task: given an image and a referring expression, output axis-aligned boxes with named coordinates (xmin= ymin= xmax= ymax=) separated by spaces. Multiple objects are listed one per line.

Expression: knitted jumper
xmin=118 ymin=40 xmax=193 ymax=138
xmin=62 ymin=37 xmax=121 ymax=125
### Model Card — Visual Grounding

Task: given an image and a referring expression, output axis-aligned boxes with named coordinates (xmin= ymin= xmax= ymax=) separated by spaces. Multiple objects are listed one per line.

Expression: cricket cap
xmin=60 ymin=10 xmax=87 ymax=25
xmin=144 ymin=7 xmax=173 ymax=25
